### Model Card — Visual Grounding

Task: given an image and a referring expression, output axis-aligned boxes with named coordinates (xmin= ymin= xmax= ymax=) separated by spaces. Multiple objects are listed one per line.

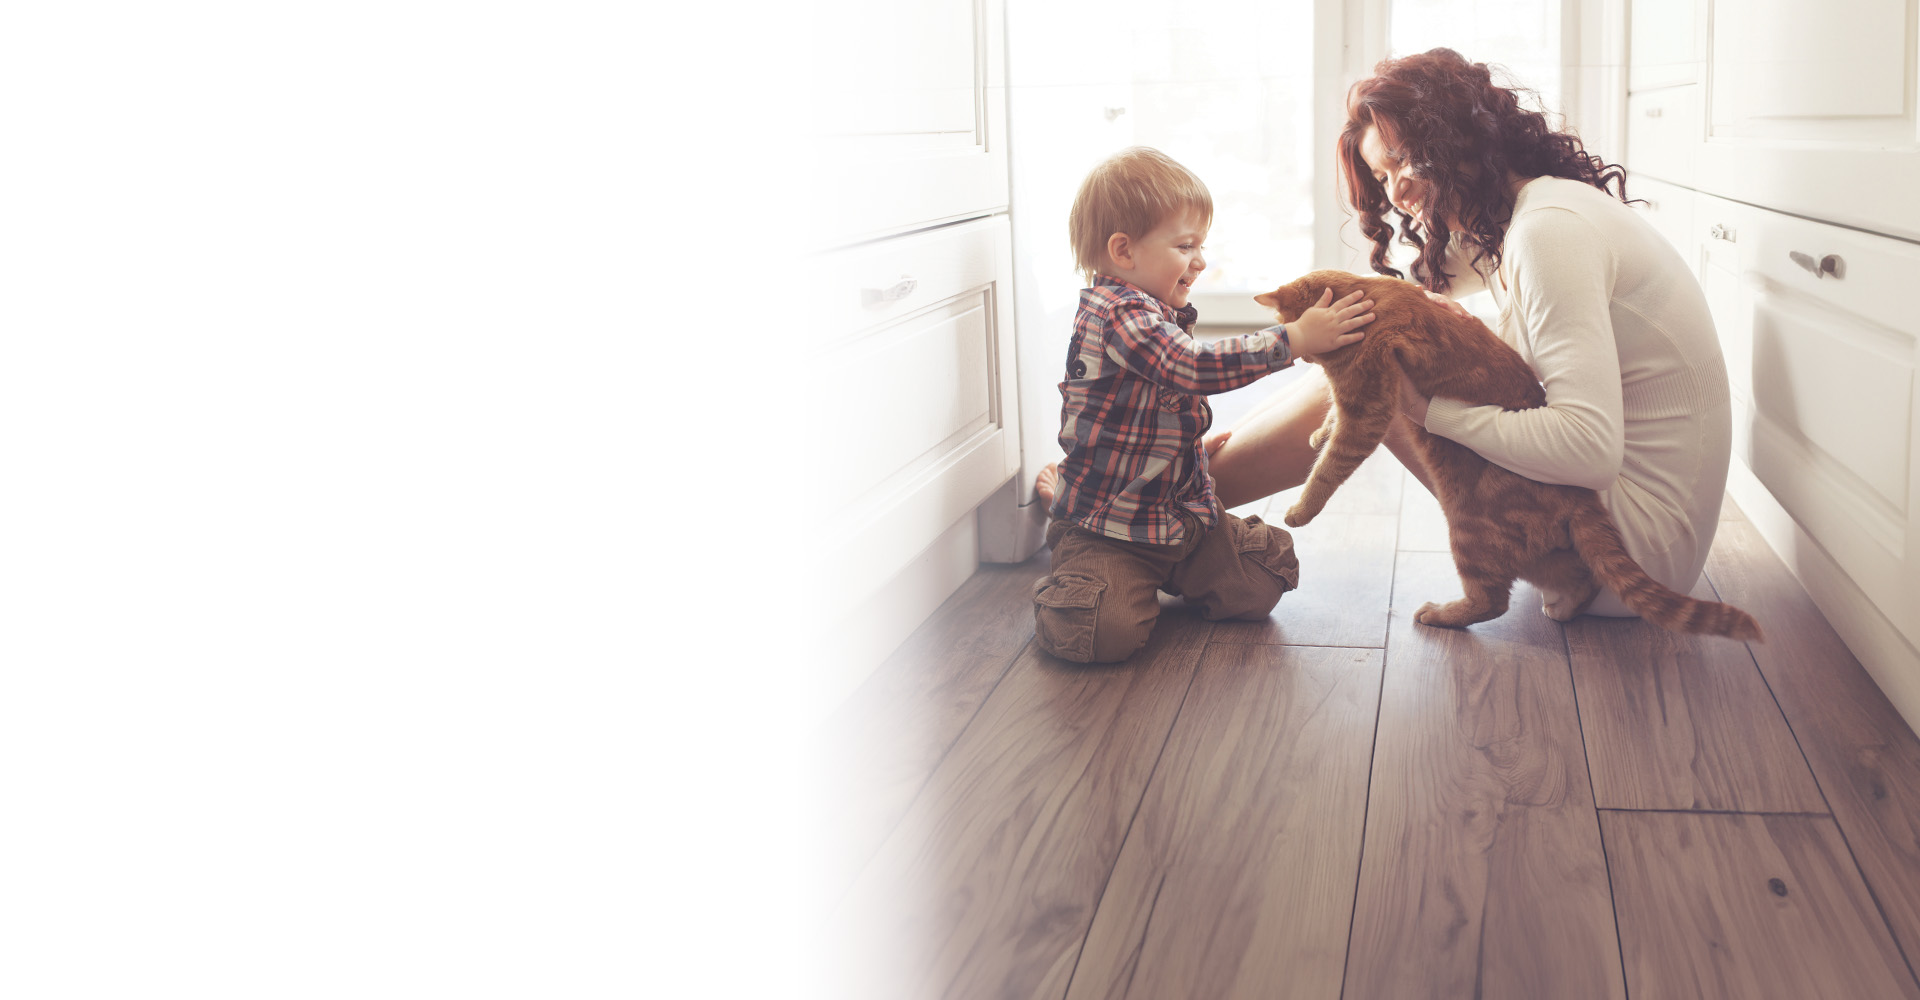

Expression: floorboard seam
xmin=833 ymin=631 xmax=1037 ymax=909
xmin=1339 ymin=491 xmax=1405 ymax=1000
xmin=1058 ymin=626 xmax=1211 ymax=1000
xmin=1563 ymin=618 xmax=1633 ymax=1000
xmin=1594 ymin=807 xmax=1831 ymax=817
xmin=1705 ymin=565 xmax=1920 ymax=992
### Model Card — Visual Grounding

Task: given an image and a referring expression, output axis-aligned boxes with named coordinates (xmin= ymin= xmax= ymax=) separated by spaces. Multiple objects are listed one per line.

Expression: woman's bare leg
xmin=1208 ymin=367 xmax=1335 ymax=510
xmin=1043 ymin=364 xmax=1439 ymax=512
xmin=1210 ymin=365 xmax=1438 ymax=509
xmin=1383 ymin=413 xmax=1437 ymax=496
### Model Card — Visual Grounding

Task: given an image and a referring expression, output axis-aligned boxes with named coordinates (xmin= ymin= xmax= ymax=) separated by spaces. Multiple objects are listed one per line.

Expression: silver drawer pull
xmin=1788 ymin=251 xmax=1844 ymax=279
xmin=862 ymin=275 xmax=918 ymax=307
xmin=1709 ymin=223 xmax=1737 ymax=242
xmin=1104 ymin=106 xmax=1127 ymax=121
xmin=1644 ymin=106 xmax=1664 ymax=118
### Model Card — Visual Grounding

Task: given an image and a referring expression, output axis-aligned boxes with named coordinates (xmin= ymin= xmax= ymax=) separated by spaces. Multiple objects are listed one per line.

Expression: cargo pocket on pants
xmin=1236 ymin=515 xmax=1300 ymax=595
xmin=1033 ymin=573 xmax=1105 ymax=663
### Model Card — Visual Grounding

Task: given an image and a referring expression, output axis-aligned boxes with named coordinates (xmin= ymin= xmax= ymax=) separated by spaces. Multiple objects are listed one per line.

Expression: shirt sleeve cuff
xmin=1260 ymin=324 xmax=1291 ymax=366
xmin=1424 ymin=394 xmax=1472 ymax=438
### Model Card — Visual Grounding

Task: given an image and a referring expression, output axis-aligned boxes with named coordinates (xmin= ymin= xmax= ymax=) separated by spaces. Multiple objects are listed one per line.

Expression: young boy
xmin=1034 ymin=147 xmax=1374 ymax=663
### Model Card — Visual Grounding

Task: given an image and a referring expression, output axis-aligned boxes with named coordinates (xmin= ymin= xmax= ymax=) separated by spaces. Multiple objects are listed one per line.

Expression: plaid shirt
xmin=1051 ymin=276 xmax=1293 ymax=544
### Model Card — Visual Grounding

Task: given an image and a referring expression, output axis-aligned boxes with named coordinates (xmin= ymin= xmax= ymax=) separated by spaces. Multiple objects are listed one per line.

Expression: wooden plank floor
xmin=817 ymin=451 xmax=1920 ymax=999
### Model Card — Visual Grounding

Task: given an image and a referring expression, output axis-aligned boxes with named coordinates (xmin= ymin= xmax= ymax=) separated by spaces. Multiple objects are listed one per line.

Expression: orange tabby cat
xmin=1256 ymin=269 xmax=1761 ymax=640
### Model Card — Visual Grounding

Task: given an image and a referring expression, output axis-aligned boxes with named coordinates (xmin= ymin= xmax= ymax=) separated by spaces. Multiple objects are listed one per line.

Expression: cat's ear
xmin=1252 ymin=291 xmax=1280 ymax=308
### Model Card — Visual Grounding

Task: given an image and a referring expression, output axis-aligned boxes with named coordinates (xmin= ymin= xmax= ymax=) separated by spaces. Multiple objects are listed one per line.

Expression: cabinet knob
xmin=1104 ymin=106 xmax=1127 ymax=121
xmin=862 ymin=275 xmax=918 ymax=308
xmin=1788 ymin=251 xmax=1844 ymax=279
xmin=1709 ymin=223 xmax=1737 ymax=242
xmin=1644 ymin=107 xmax=1664 ymax=118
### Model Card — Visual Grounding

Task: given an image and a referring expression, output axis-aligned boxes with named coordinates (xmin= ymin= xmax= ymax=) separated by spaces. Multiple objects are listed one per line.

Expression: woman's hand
xmin=1203 ymin=429 xmax=1232 ymax=457
xmin=1397 ymin=369 xmax=1430 ymax=425
xmin=1288 ymin=288 xmax=1375 ymax=357
xmin=1423 ymin=290 xmax=1471 ymax=319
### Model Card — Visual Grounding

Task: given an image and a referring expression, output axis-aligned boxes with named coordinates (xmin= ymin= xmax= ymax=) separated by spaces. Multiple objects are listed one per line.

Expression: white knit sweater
xmin=1423 ymin=176 xmax=1734 ymax=616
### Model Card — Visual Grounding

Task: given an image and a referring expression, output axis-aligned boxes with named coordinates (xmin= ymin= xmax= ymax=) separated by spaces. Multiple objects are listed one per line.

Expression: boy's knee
xmin=1190 ymin=515 xmax=1301 ymax=621
xmin=1231 ymin=516 xmax=1301 ymax=617
xmin=1033 ymin=573 xmax=1150 ymax=663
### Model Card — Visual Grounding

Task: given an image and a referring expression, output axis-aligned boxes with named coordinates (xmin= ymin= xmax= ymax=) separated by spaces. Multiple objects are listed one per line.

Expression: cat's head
xmin=1253 ymin=270 xmax=1366 ymax=364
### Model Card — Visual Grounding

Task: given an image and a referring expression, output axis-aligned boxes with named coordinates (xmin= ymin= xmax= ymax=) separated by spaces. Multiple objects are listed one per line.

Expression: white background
xmin=3 ymin=3 xmax=802 ymax=996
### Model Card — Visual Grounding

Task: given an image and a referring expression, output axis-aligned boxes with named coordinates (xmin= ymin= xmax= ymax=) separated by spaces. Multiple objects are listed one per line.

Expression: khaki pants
xmin=1033 ymin=509 xmax=1299 ymax=663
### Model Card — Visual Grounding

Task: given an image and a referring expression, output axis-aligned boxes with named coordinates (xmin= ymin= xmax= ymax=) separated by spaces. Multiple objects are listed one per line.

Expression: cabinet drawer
xmin=1698 ymin=192 xmax=1920 ymax=651
xmin=1625 ymin=86 xmax=1701 ymax=187
xmin=812 ymin=219 xmax=1006 ymax=351
xmin=1628 ymin=177 xmax=1696 ymax=275
xmin=805 ymin=217 xmax=1021 ymax=611
xmin=1736 ymin=209 xmax=1920 ymax=340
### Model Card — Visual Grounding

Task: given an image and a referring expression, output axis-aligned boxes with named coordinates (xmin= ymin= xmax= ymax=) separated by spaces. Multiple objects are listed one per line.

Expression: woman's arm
xmin=1418 ymin=208 xmax=1626 ymax=490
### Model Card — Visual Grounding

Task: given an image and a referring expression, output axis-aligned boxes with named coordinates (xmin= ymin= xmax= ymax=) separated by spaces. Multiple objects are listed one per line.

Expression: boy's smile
xmin=1120 ymin=208 xmax=1208 ymax=309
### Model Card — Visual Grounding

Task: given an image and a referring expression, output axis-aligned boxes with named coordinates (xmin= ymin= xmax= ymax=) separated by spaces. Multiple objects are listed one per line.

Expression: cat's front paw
xmin=1284 ymin=502 xmax=1318 ymax=527
xmin=1308 ymin=427 xmax=1330 ymax=449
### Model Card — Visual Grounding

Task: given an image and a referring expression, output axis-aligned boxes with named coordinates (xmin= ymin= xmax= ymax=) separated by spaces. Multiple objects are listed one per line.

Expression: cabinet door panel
xmin=1628 ymin=0 xmax=1702 ymax=91
xmin=812 ymin=0 xmax=1007 ymax=245
xmin=815 ymin=0 xmax=977 ymax=137
xmin=807 ymin=217 xmax=1020 ymax=613
xmin=1747 ymin=301 xmax=1912 ymax=512
xmin=1696 ymin=194 xmax=1920 ymax=654
xmin=1710 ymin=0 xmax=1906 ymax=125
xmin=1688 ymin=0 xmax=1920 ymax=240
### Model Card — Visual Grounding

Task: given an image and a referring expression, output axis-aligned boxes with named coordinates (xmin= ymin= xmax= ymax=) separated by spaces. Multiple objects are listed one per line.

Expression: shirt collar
xmin=1094 ymin=274 xmax=1199 ymax=326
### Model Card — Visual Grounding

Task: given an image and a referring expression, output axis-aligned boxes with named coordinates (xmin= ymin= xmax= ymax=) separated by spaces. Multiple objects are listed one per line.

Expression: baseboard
xmin=977 ymin=475 xmax=1048 ymax=564
xmin=809 ymin=510 xmax=982 ymax=724
xmin=1726 ymin=459 xmax=1920 ymax=736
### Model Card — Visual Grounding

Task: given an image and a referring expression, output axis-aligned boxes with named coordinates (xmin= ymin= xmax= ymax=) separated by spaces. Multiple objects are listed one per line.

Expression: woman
xmin=1206 ymin=47 xmax=1734 ymax=619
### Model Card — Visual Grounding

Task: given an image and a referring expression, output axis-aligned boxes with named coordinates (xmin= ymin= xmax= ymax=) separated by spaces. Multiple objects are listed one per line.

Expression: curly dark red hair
xmin=1338 ymin=48 xmax=1633 ymax=294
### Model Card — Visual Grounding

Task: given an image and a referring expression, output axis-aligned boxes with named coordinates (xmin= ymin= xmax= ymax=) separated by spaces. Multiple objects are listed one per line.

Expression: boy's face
xmin=1114 ymin=207 xmax=1208 ymax=310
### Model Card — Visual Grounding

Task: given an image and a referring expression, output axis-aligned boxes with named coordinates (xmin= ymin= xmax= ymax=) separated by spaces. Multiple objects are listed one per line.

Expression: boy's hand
xmin=1289 ymin=289 xmax=1374 ymax=357
xmin=1202 ymin=429 xmax=1232 ymax=457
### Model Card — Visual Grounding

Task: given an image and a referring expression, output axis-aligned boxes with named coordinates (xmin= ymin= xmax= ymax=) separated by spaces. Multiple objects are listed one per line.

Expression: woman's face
xmin=1359 ymin=125 xmax=1437 ymax=227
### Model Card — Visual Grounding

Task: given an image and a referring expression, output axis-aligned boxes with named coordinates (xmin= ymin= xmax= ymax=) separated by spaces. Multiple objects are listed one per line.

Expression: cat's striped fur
xmin=1256 ymin=269 xmax=1761 ymax=641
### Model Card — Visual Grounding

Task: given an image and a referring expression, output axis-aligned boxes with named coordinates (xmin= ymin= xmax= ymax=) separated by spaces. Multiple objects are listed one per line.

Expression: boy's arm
xmin=1104 ymin=298 xmax=1290 ymax=395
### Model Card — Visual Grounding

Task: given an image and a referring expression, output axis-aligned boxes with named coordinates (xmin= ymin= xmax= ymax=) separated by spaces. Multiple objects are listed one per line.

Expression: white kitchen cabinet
xmin=1695 ymin=193 xmax=1920 ymax=723
xmin=1696 ymin=193 xmax=1920 ymax=641
xmin=811 ymin=0 xmax=1008 ymax=246
xmin=1697 ymin=0 xmax=1920 ymax=241
xmin=808 ymin=0 xmax=1016 ymax=711
xmin=806 ymin=217 xmax=1021 ymax=600
xmin=1626 ymin=176 xmax=1697 ymax=279
xmin=1624 ymin=86 xmax=1702 ymax=187
xmin=1627 ymin=0 xmax=1920 ymax=730
xmin=1626 ymin=0 xmax=1704 ymax=91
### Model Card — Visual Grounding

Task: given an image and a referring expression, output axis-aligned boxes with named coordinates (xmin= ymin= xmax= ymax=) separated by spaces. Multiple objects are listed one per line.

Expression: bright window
xmin=1125 ymin=0 xmax=1317 ymax=320
xmin=1390 ymin=0 xmax=1563 ymax=118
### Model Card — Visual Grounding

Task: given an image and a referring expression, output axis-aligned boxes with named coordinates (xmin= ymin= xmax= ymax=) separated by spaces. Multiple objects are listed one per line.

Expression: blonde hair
xmin=1068 ymin=147 xmax=1213 ymax=282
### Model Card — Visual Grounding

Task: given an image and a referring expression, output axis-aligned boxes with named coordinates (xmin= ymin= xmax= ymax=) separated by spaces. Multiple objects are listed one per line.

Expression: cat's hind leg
xmin=1527 ymin=549 xmax=1601 ymax=622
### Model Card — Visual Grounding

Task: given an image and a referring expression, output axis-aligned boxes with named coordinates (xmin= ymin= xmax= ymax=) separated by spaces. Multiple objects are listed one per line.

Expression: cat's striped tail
xmin=1567 ymin=499 xmax=1764 ymax=642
